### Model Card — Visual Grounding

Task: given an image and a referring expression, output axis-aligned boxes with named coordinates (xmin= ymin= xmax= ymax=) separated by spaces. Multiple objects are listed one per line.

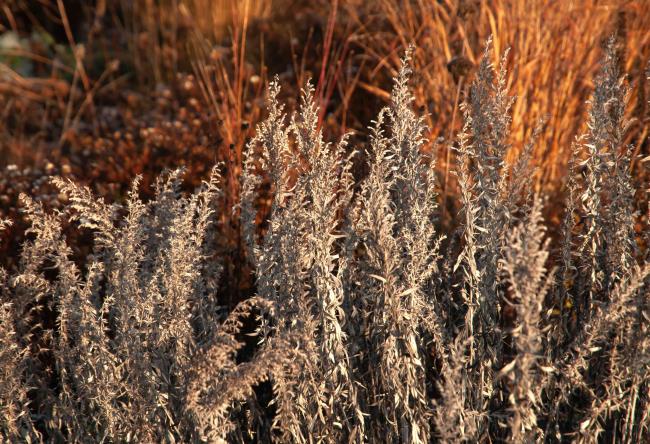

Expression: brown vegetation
xmin=1 ymin=1 xmax=650 ymax=442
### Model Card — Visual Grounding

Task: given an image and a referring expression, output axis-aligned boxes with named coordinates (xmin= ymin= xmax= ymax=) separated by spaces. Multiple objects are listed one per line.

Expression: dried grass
xmin=1 ymin=36 xmax=649 ymax=444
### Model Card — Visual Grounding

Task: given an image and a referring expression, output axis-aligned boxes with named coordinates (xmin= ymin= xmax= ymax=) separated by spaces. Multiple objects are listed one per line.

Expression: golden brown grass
xmin=342 ymin=0 xmax=650 ymax=216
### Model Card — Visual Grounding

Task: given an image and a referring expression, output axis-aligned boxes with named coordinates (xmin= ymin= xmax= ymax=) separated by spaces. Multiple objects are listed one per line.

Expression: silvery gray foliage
xmin=240 ymin=76 xmax=361 ymax=443
xmin=451 ymin=38 xmax=527 ymax=438
xmin=500 ymin=198 xmax=552 ymax=442
xmin=1 ymin=40 xmax=649 ymax=444
xmin=0 ymin=167 xmax=304 ymax=443
xmin=577 ymin=37 xmax=637 ymax=311
xmin=339 ymin=47 xmax=445 ymax=444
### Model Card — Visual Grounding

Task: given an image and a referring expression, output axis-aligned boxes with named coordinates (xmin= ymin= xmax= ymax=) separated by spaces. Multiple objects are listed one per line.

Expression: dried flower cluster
xmin=1 ymin=40 xmax=649 ymax=443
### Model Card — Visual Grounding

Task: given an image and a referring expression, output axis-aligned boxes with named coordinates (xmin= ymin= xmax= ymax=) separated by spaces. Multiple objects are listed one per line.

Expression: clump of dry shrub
xmin=1 ymin=38 xmax=650 ymax=444
xmin=0 ymin=164 xmax=301 ymax=442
